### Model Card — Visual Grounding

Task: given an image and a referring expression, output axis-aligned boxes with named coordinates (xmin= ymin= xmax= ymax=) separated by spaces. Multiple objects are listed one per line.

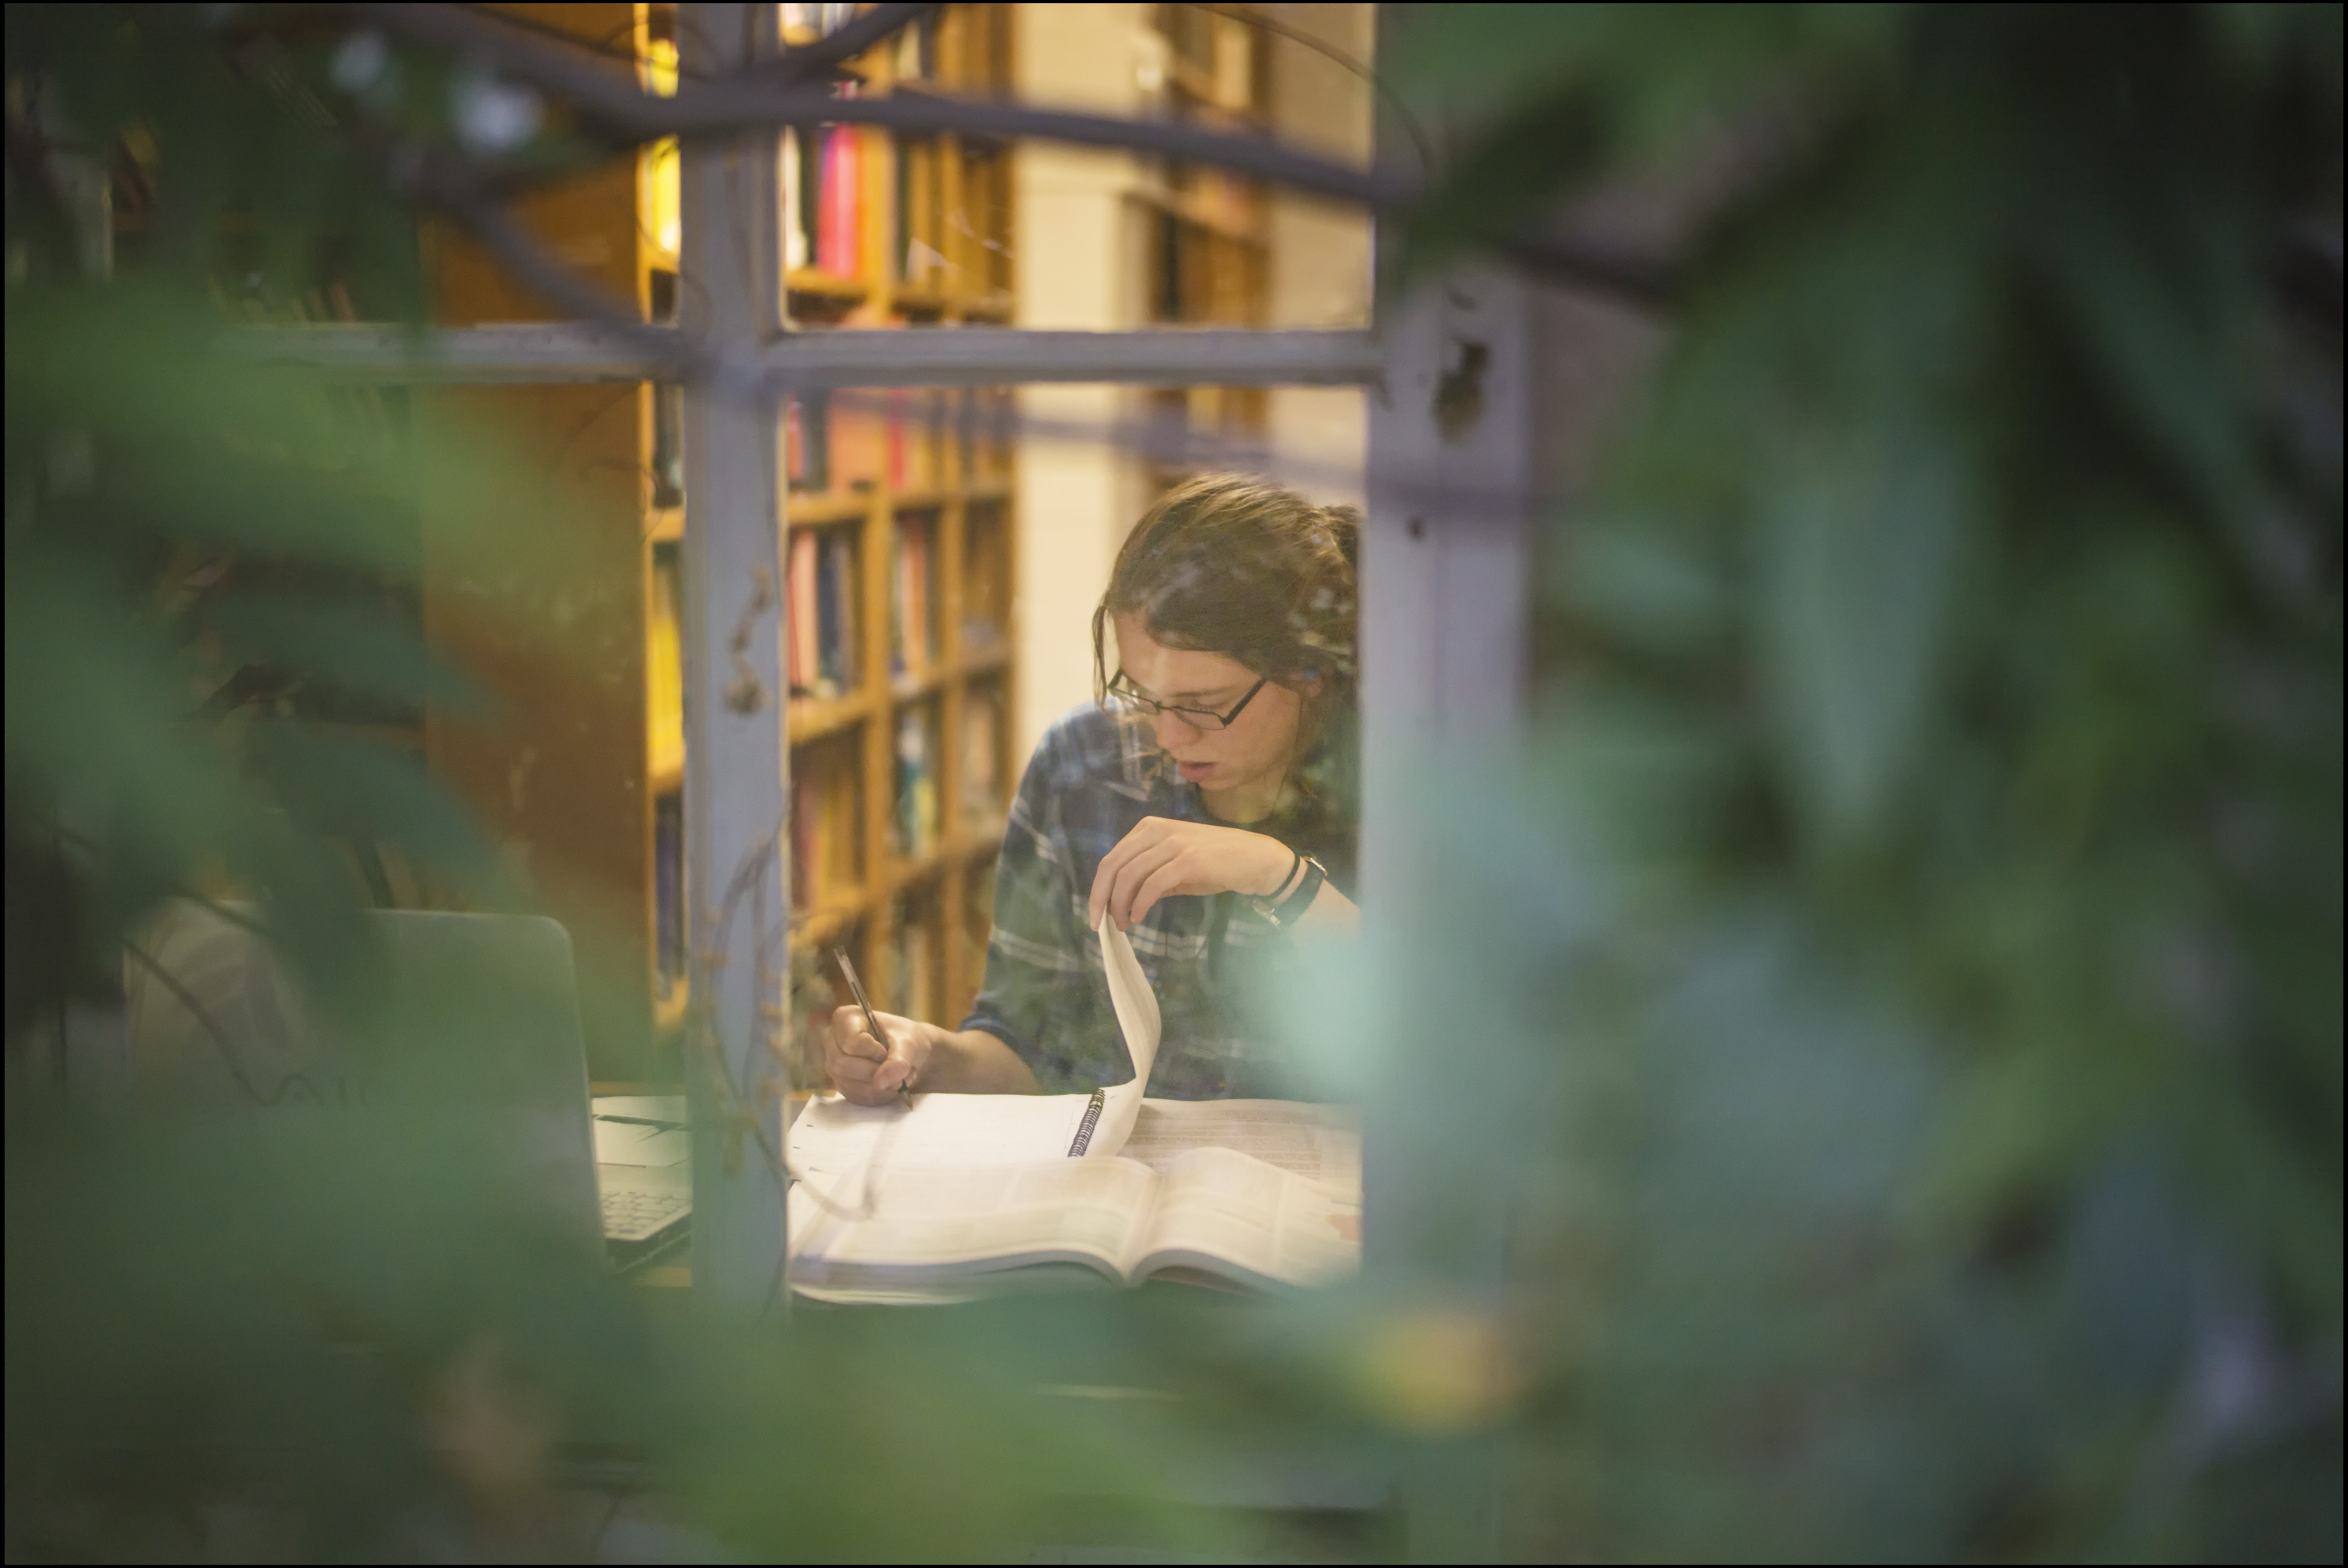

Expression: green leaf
xmin=208 ymin=590 xmax=484 ymax=715
xmin=240 ymin=723 xmax=501 ymax=890
xmin=1758 ymin=421 xmax=1969 ymax=847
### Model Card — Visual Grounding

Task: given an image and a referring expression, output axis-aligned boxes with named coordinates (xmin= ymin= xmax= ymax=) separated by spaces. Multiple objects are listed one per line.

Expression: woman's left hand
xmin=1088 ymin=816 xmax=1295 ymax=931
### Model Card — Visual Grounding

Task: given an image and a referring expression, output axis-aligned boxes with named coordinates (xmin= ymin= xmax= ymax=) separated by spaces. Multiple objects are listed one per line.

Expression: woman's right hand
xmin=823 ymin=1004 xmax=933 ymax=1104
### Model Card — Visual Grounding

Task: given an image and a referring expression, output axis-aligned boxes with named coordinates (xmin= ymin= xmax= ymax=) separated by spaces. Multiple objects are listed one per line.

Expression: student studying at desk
xmin=821 ymin=473 xmax=1360 ymax=1106
xmin=790 ymin=475 xmax=1363 ymax=1299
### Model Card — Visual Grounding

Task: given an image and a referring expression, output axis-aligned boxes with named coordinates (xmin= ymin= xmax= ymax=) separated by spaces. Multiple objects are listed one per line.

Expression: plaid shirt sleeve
xmin=958 ymin=713 xmax=1127 ymax=1092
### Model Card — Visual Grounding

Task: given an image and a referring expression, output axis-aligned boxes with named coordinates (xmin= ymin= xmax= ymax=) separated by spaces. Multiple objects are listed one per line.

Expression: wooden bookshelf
xmin=781 ymin=1 xmax=1020 ymax=1056
xmin=420 ymin=2 xmax=1021 ymax=1079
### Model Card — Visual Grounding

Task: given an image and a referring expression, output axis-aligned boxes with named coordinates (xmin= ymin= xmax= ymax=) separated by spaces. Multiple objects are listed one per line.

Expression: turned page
xmin=1084 ymin=910 xmax=1160 ymax=1158
xmin=789 ymin=1156 xmax=1158 ymax=1279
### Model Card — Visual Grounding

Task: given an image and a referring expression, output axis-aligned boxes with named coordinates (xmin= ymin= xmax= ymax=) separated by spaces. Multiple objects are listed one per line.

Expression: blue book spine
xmin=815 ymin=535 xmax=843 ymax=694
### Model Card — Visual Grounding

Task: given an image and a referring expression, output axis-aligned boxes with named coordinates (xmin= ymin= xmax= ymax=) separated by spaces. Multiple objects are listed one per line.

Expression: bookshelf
xmin=422 ymin=2 xmax=1020 ymax=1078
xmin=774 ymin=2 xmax=1020 ymax=1063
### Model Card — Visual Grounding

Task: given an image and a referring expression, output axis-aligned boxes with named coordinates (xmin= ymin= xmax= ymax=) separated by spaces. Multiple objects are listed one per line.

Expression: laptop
xmin=123 ymin=900 xmax=691 ymax=1268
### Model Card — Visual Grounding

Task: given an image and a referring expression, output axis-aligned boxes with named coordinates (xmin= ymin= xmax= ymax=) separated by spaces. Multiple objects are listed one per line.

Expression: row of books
xmin=787 ymin=699 xmax=1005 ymax=912
xmin=891 ymin=511 xmax=937 ymax=679
xmin=891 ymin=691 xmax=1007 ymax=860
xmin=785 ymin=390 xmax=954 ymax=494
xmin=787 ymin=523 xmax=1010 ymax=702
xmin=777 ymin=109 xmax=1003 ymax=288
xmin=787 ymin=528 xmax=858 ymax=701
xmin=789 ymin=752 xmax=863 ymax=914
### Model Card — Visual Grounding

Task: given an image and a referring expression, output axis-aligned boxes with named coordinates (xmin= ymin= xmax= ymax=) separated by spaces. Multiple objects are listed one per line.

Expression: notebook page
xmin=789 ymin=1090 xmax=1097 ymax=1177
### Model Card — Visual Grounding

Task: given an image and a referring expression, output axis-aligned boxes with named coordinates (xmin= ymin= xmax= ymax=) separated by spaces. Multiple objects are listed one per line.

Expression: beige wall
xmin=1012 ymin=3 xmax=1149 ymax=766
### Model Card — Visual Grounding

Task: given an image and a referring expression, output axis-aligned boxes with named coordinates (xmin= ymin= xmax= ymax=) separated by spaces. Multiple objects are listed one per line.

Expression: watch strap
xmin=1257 ymin=855 xmax=1325 ymax=928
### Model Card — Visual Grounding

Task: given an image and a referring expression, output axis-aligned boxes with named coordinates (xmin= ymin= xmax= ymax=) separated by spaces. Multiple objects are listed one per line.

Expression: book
xmin=785 ymin=916 xmax=1363 ymax=1299
xmin=884 ymin=390 xmax=942 ymax=491
xmin=884 ymin=389 xmax=910 ymax=489
xmin=795 ymin=756 xmax=858 ymax=911
xmin=786 ymin=528 xmax=818 ymax=696
xmin=786 ymin=392 xmax=830 ymax=492
xmin=813 ymin=532 xmax=843 ymax=699
xmin=817 ymin=115 xmax=861 ymax=277
xmin=893 ymin=708 xmax=937 ymax=856
xmin=796 ymin=530 xmax=857 ymax=699
xmin=960 ymin=688 xmax=999 ymax=829
xmin=830 ymin=392 xmax=885 ymax=490
xmin=892 ymin=914 xmax=934 ymax=1022
xmin=646 ymin=543 xmax=684 ymax=780
xmin=793 ymin=128 xmax=825 ymax=279
xmin=780 ymin=128 xmax=808 ymax=272
xmin=654 ymin=792 xmax=684 ymax=988
xmin=789 ymin=776 xmax=812 ymax=910
xmin=890 ymin=511 xmax=932 ymax=676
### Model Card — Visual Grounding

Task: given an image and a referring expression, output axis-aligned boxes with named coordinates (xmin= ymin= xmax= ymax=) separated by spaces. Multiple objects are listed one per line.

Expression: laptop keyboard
xmin=602 ymin=1185 xmax=690 ymax=1243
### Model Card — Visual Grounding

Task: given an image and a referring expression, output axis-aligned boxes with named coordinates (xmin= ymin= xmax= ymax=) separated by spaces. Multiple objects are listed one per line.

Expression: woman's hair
xmin=1091 ymin=473 xmax=1360 ymax=778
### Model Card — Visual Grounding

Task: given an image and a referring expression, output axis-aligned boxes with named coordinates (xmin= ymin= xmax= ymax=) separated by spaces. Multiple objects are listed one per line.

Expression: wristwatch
xmin=1253 ymin=854 xmax=1327 ymax=929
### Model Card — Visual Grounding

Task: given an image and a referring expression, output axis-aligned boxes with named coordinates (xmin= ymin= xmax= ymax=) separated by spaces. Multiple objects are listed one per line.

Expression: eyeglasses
xmin=1108 ymin=669 xmax=1269 ymax=731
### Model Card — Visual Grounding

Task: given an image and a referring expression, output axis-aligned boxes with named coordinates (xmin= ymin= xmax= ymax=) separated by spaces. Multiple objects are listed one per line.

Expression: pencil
xmin=833 ymin=947 xmax=911 ymax=1106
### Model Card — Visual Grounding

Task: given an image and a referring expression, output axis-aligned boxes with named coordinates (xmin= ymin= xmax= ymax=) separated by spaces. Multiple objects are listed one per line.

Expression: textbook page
xmin=1121 ymin=1099 xmax=1360 ymax=1191
xmin=1135 ymin=1147 xmax=1360 ymax=1289
xmin=788 ymin=1157 xmax=1156 ymax=1286
xmin=1087 ymin=912 xmax=1160 ymax=1159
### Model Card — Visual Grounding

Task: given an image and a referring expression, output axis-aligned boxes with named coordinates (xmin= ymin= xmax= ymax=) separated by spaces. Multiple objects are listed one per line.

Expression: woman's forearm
xmin=1297 ymin=879 xmax=1359 ymax=935
xmin=917 ymin=1025 xmax=1041 ymax=1093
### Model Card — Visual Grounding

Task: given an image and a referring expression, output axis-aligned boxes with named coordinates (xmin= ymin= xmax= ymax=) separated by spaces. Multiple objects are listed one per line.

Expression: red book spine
xmin=821 ymin=126 xmax=859 ymax=276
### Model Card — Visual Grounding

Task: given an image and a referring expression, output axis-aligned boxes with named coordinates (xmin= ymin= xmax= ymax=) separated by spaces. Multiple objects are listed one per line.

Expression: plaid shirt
xmin=962 ymin=701 xmax=1358 ymax=1100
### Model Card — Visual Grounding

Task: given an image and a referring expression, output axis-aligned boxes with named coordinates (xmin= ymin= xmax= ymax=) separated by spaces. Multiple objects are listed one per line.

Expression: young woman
xmin=822 ymin=474 xmax=1359 ymax=1104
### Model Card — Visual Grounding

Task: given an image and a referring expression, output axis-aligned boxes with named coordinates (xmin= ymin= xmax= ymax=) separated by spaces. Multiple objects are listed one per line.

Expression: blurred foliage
xmin=6 ymin=1 xmax=2341 ymax=1563
xmin=1354 ymin=0 xmax=2340 ymax=1559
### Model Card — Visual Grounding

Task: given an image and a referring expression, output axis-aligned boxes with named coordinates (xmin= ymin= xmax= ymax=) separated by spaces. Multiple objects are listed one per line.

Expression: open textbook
xmin=787 ymin=915 xmax=1361 ymax=1300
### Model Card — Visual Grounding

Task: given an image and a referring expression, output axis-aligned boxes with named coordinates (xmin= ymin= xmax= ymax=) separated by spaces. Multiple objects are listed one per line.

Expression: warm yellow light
xmin=646 ymin=37 xmax=679 ymax=99
xmin=650 ymin=137 xmax=681 ymax=257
